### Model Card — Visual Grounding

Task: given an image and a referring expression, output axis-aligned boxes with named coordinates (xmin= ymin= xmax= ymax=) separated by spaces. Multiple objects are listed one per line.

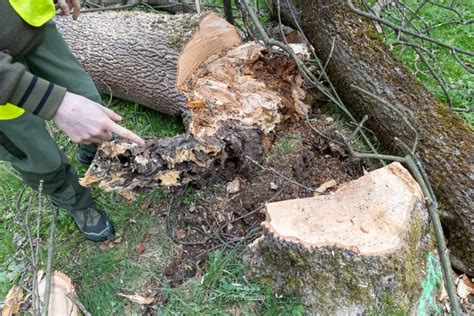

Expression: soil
xmin=156 ymin=116 xmax=376 ymax=287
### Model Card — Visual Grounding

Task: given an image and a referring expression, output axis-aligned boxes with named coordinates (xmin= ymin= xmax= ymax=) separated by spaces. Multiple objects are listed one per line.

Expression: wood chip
xmin=457 ymin=275 xmax=474 ymax=299
xmin=38 ymin=271 xmax=78 ymax=316
xmin=315 ymin=179 xmax=337 ymax=195
xmin=186 ymin=100 xmax=206 ymax=109
xmin=2 ymin=285 xmax=24 ymax=316
xmin=226 ymin=178 xmax=241 ymax=194
xmin=117 ymin=292 xmax=155 ymax=305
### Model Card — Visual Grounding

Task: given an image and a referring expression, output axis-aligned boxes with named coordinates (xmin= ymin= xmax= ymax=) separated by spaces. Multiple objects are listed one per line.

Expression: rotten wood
xmin=55 ymin=13 xmax=309 ymax=199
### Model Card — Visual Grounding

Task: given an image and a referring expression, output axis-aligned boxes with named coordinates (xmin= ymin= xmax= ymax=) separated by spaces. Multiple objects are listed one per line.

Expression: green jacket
xmin=0 ymin=0 xmax=66 ymax=120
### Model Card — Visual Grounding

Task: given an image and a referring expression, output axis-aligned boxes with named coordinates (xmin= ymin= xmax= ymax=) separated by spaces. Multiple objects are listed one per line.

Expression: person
xmin=0 ymin=0 xmax=145 ymax=241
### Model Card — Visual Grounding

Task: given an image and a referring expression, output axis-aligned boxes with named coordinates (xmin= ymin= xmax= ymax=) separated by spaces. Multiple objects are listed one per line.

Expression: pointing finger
xmin=108 ymin=122 xmax=145 ymax=146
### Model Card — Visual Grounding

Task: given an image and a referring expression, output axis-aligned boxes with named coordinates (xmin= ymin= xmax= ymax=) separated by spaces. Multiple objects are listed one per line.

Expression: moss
xmin=287 ymin=277 xmax=301 ymax=290
xmin=436 ymin=104 xmax=472 ymax=132
xmin=166 ymin=15 xmax=200 ymax=48
xmin=258 ymin=276 xmax=275 ymax=287
xmin=365 ymin=29 xmax=383 ymax=42
xmin=368 ymin=295 xmax=408 ymax=316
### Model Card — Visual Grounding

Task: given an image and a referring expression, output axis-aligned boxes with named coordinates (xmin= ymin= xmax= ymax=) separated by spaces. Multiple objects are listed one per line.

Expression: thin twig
xmin=41 ymin=207 xmax=58 ymax=316
xmin=66 ymin=293 xmax=92 ymax=316
xmin=347 ymin=0 xmax=473 ymax=56
xmin=165 ymin=193 xmax=208 ymax=246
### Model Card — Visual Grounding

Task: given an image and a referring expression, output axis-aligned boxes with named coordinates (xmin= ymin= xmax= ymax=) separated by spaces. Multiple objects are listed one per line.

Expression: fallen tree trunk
xmin=267 ymin=0 xmax=474 ymax=274
xmin=56 ymin=12 xmax=309 ymax=199
xmin=244 ymin=162 xmax=435 ymax=313
xmin=56 ymin=12 xmax=241 ymax=115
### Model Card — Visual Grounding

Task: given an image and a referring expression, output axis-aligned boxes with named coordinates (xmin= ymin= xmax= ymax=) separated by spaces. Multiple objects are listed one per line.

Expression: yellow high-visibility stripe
xmin=9 ymin=0 xmax=55 ymax=27
xmin=0 ymin=103 xmax=25 ymax=120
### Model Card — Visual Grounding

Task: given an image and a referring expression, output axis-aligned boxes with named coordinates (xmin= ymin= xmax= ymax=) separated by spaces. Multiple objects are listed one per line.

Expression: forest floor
xmin=1 ymin=1 xmax=473 ymax=315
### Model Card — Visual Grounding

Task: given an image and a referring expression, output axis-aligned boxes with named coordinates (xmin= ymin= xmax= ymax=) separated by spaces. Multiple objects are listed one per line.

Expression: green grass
xmin=2 ymin=2 xmax=471 ymax=313
xmin=378 ymin=0 xmax=474 ymax=126
xmin=264 ymin=133 xmax=303 ymax=164
xmin=159 ymin=248 xmax=304 ymax=315
xmin=0 ymin=99 xmax=303 ymax=314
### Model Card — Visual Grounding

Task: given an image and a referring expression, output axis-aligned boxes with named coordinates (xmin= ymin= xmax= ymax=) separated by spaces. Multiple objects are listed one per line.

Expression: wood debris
xmin=1 ymin=285 xmax=24 ymax=316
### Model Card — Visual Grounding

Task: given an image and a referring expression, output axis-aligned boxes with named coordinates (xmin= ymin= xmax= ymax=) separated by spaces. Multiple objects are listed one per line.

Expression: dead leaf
xmin=437 ymin=282 xmax=448 ymax=303
xmin=226 ymin=178 xmax=241 ymax=194
xmin=99 ymin=243 xmax=109 ymax=251
xmin=117 ymin=292 xmax=155 ymax=305
xmin=176 ymin=229 xmax=187 ymax=239
xmin=457 ymin=275 xmax=474 ymax=299
xmin=2 ymin=285 xmax=24 ymax=316
xmin=136 ymin=242 xmax=146 ymax=255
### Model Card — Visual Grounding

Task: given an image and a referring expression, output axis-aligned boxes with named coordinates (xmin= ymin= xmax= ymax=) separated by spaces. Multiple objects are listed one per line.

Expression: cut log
xmin=56 ymin=12 xmax=241 ymax=116
xmin=55 ymin=12 xmax=309 ymax=198
xmin=244 ymin=162 xmax=435 ymax=313
xmin=268 ymin=0 xmax=474 ymax=274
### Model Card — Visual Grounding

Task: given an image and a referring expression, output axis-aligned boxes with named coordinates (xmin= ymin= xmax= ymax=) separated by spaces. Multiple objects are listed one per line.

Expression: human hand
xmin=55 ymin=0 xmax=81 ymax=20
xmin=52 ymin=92 xmax=145 ymax=146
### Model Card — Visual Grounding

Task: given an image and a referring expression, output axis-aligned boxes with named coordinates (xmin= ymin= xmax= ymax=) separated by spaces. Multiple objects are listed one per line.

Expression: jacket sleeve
xmin=0 ymin=51 xmax=66 ymax=120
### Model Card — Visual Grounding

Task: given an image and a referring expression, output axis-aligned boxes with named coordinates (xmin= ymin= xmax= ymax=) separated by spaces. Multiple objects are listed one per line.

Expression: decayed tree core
xmin=75 ymin=16 xmax=309 ymax=198
xmin=245 ymin=162 xmax=434 ymax=312
xmin=183 ymin=42 xmax=308 ymax=140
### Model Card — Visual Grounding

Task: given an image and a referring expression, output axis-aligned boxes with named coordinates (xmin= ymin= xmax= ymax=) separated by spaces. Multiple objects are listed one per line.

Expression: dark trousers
xmin=0 ymin=22 xmax=100 ymax=210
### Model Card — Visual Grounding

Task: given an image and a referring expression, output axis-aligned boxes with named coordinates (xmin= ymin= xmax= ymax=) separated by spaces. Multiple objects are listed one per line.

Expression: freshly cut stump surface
xmin=244 ymin=162 xmax=434 ymax=313
xmin=265 ymin=162 xmax=421 ymax=255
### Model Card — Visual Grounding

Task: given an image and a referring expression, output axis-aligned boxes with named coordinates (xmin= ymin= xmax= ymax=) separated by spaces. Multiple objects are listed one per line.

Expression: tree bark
xmin=244 ymin=163 xmax=435 ymax=313
xmin=55 ymin=12 xmax=309 ymax=199
xmin=56 ymin=12 xmax=240 ymax=115
xmin=268 ymin=0 xmax=474 ymax=274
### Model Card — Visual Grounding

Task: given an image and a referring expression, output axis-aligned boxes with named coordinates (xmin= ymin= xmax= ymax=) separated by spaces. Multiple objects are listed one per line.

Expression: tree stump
xmin=267 ymin=0 xmax=474 ymax=275
xmin=244 ymin=162 xmax=434 ymax=313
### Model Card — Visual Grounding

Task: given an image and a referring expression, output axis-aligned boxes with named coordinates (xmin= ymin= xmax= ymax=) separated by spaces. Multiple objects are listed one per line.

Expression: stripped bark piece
xmin=244 ymin=162 xmax=434 ymax=313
